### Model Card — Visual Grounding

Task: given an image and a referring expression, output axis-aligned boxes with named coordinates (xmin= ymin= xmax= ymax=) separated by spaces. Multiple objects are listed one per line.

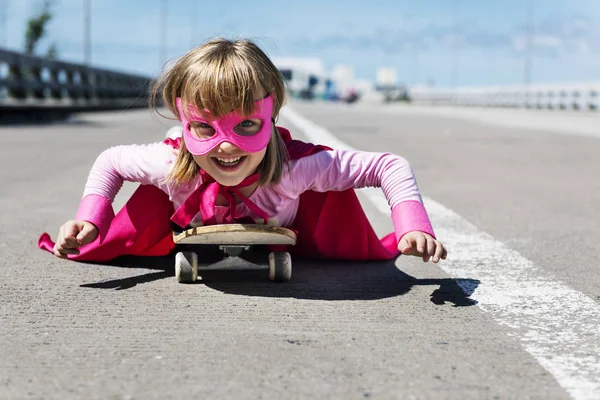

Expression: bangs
xmin=153 ymin=38 xmax=286 ymax=131
xmin=179 ymin=51 xmax=266 ymax=119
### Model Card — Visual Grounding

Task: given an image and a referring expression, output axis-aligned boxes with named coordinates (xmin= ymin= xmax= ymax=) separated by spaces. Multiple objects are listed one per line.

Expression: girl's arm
xmin=75 ymin=142 xmax=177 ymax=239
xmin=286 ymin=149 xmax=435 ymax=242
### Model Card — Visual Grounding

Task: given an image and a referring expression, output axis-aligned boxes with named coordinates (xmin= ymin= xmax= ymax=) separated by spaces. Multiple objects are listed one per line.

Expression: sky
xmin=2 ymin=0 xmax=600 ymax=88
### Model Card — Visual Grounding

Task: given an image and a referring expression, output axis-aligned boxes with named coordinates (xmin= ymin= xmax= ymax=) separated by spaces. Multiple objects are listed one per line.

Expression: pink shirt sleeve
xmin=281 ymin=149 xmax=435 ymax=241
xmin=75 ymin=142 xmax=177 ymax=239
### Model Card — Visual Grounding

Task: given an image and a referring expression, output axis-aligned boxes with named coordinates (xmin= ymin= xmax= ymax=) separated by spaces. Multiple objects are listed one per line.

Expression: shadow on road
xmin=78 ymin=254 xmax=479 ymax=306
xmin=198 ymin=259 xmax=480 ymax=306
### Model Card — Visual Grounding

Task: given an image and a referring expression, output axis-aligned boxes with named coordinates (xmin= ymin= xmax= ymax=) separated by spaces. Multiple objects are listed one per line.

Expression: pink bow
xmin=170 ymin=171 xmax=269 ymax=228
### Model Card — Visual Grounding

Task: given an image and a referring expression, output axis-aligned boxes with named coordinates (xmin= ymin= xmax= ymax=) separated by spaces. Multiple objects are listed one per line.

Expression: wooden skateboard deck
xmin=173 ymin=223 xmax=297 ymax=245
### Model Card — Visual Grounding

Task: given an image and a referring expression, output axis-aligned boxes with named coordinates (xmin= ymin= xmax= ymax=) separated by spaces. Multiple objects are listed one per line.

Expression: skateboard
xmin=172 ymin=223 xmax=296 ymax=283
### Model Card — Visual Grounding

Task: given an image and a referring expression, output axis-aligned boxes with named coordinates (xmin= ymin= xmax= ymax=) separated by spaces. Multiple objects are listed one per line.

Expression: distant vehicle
xmin=279 ymin=68 xmax=319 ymax=100
xmin=299 ymin=89 xmax=315 ymax=100
xmin=381 ymin=85 xmax=410 ymax=103
xmin=344 ymin=89 xmax=359 ymax=104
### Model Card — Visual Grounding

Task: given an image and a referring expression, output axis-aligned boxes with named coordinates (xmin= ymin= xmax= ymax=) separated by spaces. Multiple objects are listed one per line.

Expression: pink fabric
xmin=38 ymin=184 xmax=176 ymax=261
xmin=392 ymin=200 xmax=436 ymax=242
xmin=170 ymin=171 xmax=266 ymax=227
xmin=38 ymin=127 xmax=435 ymax=262
xmin=74 ymin=194 xmax=114 ymax=242
xmin=291 ymin=188 xmax=400 ymax=260
xmin=75 ymin=129 xmax=434 ymax=241
xmin=176 ymin=96 xmax=273 ymax=155
xmin=278 ymin=150 xmax=424 ymax=211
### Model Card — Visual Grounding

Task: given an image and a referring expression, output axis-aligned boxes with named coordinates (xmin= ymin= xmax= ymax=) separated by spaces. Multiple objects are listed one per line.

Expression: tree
xmin=24 ymin=0 xmax=57 ymax=57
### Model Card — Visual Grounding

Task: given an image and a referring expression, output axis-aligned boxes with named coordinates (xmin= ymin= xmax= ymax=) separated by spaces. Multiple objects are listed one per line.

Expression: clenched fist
xmin=53 ymin=220 xmax=98 ymax=258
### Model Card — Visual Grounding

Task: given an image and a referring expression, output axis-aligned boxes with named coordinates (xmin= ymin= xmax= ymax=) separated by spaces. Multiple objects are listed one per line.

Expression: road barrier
xmin=0 ymin=49 xmax=152 ymax=117
xmin=409 ymin=83 xmax=600 ymax=111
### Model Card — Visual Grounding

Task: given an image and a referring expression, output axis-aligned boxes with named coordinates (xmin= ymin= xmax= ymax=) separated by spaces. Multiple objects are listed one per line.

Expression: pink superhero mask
xmin=175 ymin=95 xmax=273 ymax=156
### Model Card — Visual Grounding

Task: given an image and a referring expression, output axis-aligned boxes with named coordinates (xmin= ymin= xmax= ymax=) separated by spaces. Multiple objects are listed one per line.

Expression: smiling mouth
xmin=212 ymin=155 xmax=247 ymax=171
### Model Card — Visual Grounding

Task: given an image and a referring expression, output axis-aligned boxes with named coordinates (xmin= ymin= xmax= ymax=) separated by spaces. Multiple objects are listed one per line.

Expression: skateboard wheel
xmin=268 ymin=251 xmax=292 ymax=282
xmin=175 ymin=251 xmax=198 ymax=283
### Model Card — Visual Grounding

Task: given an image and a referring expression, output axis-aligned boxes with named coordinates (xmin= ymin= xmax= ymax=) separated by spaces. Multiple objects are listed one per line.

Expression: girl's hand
xmin=53 ymin=220 xmax=98 ymax=258
xmin=398 ymin=231 xmax=447 ymax=263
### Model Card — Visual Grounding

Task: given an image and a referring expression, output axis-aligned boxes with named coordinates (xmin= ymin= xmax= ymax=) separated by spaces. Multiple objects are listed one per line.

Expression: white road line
xmin=281 ymin=106 xmax=600 ymax=400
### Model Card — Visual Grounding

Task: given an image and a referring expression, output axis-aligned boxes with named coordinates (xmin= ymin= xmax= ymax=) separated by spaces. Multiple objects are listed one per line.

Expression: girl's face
xmin=191 ymin=125 xmax=268 ymax=187
xmin=182 ymin=90 xmax=271 ymax=187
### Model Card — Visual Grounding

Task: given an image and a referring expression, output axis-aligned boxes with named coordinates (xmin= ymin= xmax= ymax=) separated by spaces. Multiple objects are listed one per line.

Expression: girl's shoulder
xmin=273 ymin=149 xmax=340 ymax=192
xmin=112 ymin=140 xmax=180 ymax=182
xmin=286 ymin=148 xmax=358 ymax=172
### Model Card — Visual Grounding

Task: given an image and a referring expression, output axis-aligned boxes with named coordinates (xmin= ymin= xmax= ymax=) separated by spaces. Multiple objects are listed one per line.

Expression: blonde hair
xmin=149 ymin=38 xmax=289 ymax=185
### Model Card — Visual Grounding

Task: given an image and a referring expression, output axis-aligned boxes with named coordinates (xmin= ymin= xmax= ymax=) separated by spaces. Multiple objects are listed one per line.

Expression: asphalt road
xmin=1 ymin=102 xmax=598 ymax=399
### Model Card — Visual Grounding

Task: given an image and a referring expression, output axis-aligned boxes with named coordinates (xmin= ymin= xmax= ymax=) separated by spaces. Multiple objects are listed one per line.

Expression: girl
xmin=39 ymin=38 xmax=447 ymax=264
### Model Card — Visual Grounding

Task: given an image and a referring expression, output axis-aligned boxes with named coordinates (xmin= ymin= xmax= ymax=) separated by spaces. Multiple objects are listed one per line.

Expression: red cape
xmin=38 ymin=128 xmax=399 ymax=262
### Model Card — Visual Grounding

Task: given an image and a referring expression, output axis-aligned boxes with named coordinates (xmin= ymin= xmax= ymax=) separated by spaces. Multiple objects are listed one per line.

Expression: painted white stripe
xmin=281 ymin=105 xmax=600 ymax=400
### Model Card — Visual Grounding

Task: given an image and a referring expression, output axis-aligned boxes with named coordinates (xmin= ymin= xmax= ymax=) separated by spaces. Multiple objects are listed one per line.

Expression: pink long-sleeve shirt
xmin=76 ymin=140 xmax=435 ymax=243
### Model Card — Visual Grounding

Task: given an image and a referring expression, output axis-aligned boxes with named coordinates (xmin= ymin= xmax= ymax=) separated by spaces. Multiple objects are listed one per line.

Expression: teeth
xmin=215 ymin=156 xmax=244 ymax=167
xmin=216 ymin=157 xmax=242 ymax=163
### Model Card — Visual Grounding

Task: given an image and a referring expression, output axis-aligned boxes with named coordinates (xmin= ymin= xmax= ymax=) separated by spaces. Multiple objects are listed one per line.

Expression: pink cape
xmin=38 ymin=127 xmax=399 ymax=262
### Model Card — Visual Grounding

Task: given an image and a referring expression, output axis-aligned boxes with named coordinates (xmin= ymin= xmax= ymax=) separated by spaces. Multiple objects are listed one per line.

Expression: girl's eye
xmin=234 ymin=119 xmax=262 ymax=136
xmin=189 ymin=121 xmax=215 ymax=138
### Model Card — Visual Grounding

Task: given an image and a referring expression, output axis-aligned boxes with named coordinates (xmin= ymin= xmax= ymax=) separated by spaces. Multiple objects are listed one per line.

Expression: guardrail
xmin=0 ymin=48 xmax=152 ymax=117
xmin=408 ymin=83 xmax=600 ymax=111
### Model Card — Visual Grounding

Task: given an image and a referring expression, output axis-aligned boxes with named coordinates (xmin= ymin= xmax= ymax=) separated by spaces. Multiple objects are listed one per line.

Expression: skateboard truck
xmin=219 ymin=245 xmax=249 ymax=257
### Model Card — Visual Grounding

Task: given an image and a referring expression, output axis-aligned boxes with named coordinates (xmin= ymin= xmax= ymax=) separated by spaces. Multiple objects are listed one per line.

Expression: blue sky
xmin=2 ymin=0 xmax=600 ymax=87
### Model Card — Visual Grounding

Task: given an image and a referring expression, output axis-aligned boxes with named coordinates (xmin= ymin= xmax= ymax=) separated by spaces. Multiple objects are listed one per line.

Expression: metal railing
xmin=409 ymin=83 xmax=600 ymax=111
xmin=0 ymin=48 xmax=152 ymax=115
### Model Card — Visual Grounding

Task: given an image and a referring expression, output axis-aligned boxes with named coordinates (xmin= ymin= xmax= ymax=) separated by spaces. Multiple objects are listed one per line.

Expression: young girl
xmin=39 ymin=38 xmax=447 ymax=264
